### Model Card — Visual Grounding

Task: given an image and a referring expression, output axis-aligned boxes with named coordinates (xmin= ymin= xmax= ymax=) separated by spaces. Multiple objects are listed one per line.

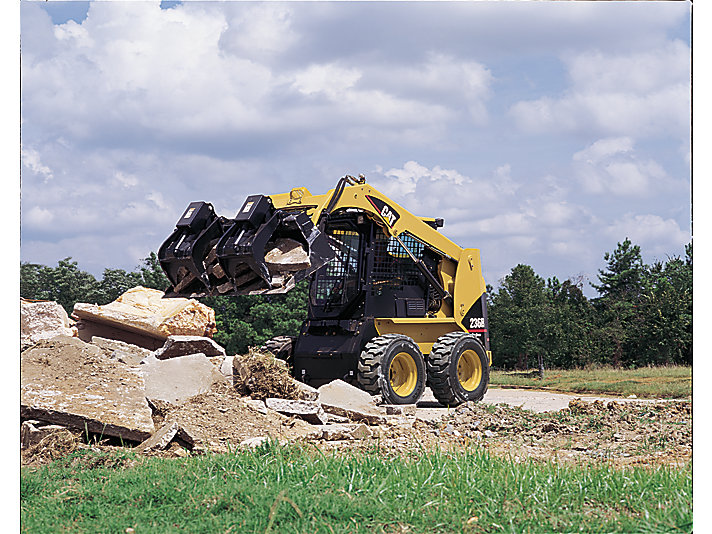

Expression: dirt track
xmin=415 ymin=387 xmax=668 ymax=422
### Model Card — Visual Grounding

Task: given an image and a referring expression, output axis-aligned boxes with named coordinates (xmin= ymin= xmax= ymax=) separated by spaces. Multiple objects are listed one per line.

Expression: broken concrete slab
xmin=91 ymin=336 xmax=153 ymax=366
xmin=21 ymin=299 xmax=75 ymax=350
xmin=135 ymin=422 xmax=195 ymax=453
xmin=264 ymin=398 xmax=328 ymax=425
xmin=154 ymin=335 xmax=226 ymax=360
xmin=311 ymin=424 xmax=373 ymax=441
xmin=317 ymin=380 xmax=388 ymax=425
xmin=135 ymin=422 xmax=180 ymax=452
xmin=265 ymin=238 xmax=310 ymax=272
xmin=384 ymin=404 xmax=417 ymax=416
xmin=21 ymin=336 xmax=155 ymax=442
xmin=141 ymin=353 xmax=226 ymax=404
xmin=73 ymin=287 xmax=217 ymax=345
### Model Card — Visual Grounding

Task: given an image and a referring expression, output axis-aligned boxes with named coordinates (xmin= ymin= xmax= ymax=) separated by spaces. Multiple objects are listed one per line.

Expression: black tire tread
xmin=427 ymin=331 xmax=488 ymax=407
xmin=260 ymin=336 xmax=295 ymax=361
xmin=357 ymin=334 xmax=408 ymax=394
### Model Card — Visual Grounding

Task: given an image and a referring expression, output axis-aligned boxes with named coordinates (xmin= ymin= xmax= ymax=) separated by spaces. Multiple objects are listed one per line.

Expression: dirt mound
xmin=155 ymin=381 xmax=315 ymax=453
xmin=233 ymin=348 xmax=302 ymax=400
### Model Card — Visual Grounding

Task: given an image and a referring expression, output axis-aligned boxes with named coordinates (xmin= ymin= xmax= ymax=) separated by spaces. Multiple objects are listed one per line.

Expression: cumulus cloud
xmin=21 ymin=146 xmax=53 ymax=182
xmin=19 ymin=1 xmax=690 ymax=289
xmin=606 ymin=214 xmax=689 ymax=256
xmin=509 ymin=40 xmax=690 ymax=139
xmin=573 ymin=137 xmax=667 ymax=196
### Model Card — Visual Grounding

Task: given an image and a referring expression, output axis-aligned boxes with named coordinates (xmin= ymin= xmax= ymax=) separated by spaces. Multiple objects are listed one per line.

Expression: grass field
xmin=490 ymin=366 xmax=691 ymax=399
xmin=21 ymin=443 xmax=692 ymax=533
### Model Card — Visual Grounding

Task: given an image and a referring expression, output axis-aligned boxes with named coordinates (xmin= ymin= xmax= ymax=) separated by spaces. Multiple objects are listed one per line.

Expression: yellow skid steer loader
xmin=158 ymin=175 xmax=491 ymax=406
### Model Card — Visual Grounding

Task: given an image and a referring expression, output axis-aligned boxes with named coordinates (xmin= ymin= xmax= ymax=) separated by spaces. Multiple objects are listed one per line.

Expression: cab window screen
xmin=311 ymin=229 xmax=360 ymax=307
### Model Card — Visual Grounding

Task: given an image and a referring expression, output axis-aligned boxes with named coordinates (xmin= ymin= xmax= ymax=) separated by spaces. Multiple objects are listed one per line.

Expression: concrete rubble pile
xmin=21 ymin=299 xmax=76 ymax=351
xmin=20 ymin=288 xmax=418 ymax=459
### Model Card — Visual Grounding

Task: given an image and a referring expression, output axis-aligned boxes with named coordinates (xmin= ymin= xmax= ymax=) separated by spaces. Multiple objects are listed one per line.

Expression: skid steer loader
xmin=158 ymin=175 xmax=491 ymax=406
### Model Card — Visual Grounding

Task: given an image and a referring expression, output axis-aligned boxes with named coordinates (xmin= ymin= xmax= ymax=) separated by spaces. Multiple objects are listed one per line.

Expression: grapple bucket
xmin=216 ymin=195 xmax=335 ymax=295
xmin=158 ymin=202 xmax=233 ymax=297
xmin=159 ymin=196 xmax=335 ymax=297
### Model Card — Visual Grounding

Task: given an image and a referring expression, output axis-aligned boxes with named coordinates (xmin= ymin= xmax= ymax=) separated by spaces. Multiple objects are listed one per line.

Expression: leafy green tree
xmin=592 ymin=238 xmax=647 ymax=366
xmin=20 ymin=258 xmax=100 ymax=314
xmin=592 ymin=238 xmax=645 ymax=301
xmin=631 ymin=245 xmax=692 ymax=365
xmin=137 ymin=252 xmax=170 ymax=291
xmin=201 ymin=281 xmax=309 ymax=355
xmin=489 ymin=264 xmax=550 ymax=369
xmin=94 ymin=268 xmax=143 ymax=304
xmin=544 ymin=277 xmax=601 ymax=368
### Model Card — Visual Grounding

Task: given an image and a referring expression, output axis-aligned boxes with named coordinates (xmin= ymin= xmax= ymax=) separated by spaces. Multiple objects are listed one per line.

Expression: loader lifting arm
xmin=267 ymin=176 xmax=488 ymax=338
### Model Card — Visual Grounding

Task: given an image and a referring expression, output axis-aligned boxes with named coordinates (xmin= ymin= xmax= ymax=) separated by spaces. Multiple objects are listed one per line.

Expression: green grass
xmin=21 ymin=443 xmax=692 ymax=533
xmin=490 ymin=366 xmax=691 ymax=399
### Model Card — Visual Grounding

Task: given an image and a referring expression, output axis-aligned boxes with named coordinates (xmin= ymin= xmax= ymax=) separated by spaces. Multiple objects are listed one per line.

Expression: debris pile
xmin=20 ymin=292 xmax=691 ymax=468
xmin=72 ymin=286 xmax=216 ymax=350
xmin=232 ymin=348 xmax=318 ymax=401
xmin=20 ymin=292 xmax=404 ymax=464
xmin=21 ymin=299 xmax=76 ymax=350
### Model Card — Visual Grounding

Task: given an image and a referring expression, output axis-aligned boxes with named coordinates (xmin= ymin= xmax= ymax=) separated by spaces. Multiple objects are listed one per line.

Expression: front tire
xmin=427 ymin=332 xmax=489 ymax=407
xmin=357 ymin=334 xmax=426 ymax=405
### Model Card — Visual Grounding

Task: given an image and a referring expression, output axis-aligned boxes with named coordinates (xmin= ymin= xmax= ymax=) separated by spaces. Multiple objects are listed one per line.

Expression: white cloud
xmin=220 ymin=4 xmax=298 ymax=58
xmin=606 ymin=213 xmax=689 ymax=256
xmin=113 ymin=171 xmax=138 ymax=188
xmin=573 ymin=137 xmax=667 ymax=196
xmin=21 ymin=146 xmax=53 ymax=182
xmin=369 ymin=54 xmax=493 ymax=124
xmin=292 ymin=63 xmax=362 ymax=98
xmin=23 ymin=206 xmax=54 ymax=228
xmin=509 ymin=40 xmax=690 ymax=139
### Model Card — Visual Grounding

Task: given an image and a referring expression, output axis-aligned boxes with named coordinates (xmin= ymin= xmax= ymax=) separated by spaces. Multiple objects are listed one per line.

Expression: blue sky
xmin=20 ymin=1 xmax=692 ymax=296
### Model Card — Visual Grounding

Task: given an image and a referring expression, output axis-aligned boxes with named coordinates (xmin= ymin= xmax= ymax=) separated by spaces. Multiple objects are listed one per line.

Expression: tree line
xmin=20 ymin=238 xmax=691 ymax=368
xmin=489 ymin=239 xmax=692 ymax=369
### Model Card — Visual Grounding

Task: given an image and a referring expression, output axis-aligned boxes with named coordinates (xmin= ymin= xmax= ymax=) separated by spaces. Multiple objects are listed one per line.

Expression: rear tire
xmin=357 ymin=334 xmax=426 ymax=405
xmin=260 ymin=336 xmax=295 ymax=363
xmin=427 ymin=332 xmax=489 ymax=407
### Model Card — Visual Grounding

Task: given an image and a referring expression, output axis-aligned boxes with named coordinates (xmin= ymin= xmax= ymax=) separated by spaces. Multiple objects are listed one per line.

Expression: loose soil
xmin=22 ymin=382 xmax=691 ymax=469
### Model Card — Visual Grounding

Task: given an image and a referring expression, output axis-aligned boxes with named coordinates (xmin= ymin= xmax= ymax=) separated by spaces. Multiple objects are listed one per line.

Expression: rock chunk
xmin=21 ymin=336 xmax=155 ymax=442
xmin=73 ymin=287 xmax=216 ymax=348
xmin=265 ymin=238 xmax=311 ymax=271
xmin=384 ymin=404 xmax=417 ymax=416
xmin=141 ymin=353 xmax=226 ymax=404
xmin=311 ymin=424 xmax=373 ymax=440
xmin=21 ymin=299 xmax=75 ymax=350
xmin=135 ymin=422 xmax=195 ymax=453
xmin=264 ymin=398 xmax=328 ymax=425
xmin=317 ymin=380 xmax=388 ymax=425
xmin=155 ymin=335 xmax=226 ymax=360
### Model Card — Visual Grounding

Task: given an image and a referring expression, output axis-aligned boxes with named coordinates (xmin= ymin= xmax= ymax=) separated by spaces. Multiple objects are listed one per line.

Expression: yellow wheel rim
xmin=389 ymin=352 xmax=418 ymax=398
xmin=458 ymin=349 xmax=482 ymax=391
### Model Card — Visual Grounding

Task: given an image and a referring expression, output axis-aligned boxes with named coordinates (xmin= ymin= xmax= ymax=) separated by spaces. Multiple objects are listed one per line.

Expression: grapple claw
xmin=158 ymin=195 xmax=335 ymax=297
